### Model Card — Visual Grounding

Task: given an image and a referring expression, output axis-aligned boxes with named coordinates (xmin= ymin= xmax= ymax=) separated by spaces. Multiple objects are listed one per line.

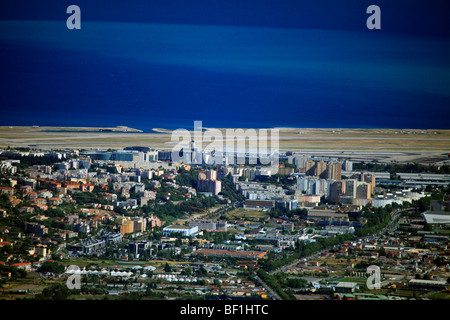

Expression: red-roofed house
xmin=80 ymin=184 xmax=94 ymax=192
xmin=38 ymin=190 xmax=53 ymax=199
xmin=31 ymin=198 xmax=47 ymax=205
xmin=49 ymin=197 xmax=63 ymax=206
xmin=9 ymin=197 xmax=22 ymax=207
xmin=0 ymin=241 xmax=13 ymax=248
xmin=20 ymin=185 xmax=32 ymax=193
xmin=64 ymin=182 xmax=80 ymax=190
xmin=35 ymin=204 xmax=48 ymax=211
xmin=26 ymin=191 xmax=38 ymax=200
xmin=11 ymin=262 xmax=32 ymax=271
xmin=19 ymin=207 xmax=35 ymax=214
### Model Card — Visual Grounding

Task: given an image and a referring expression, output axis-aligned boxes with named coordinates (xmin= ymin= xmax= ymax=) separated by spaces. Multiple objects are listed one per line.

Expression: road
xmin=385 ymin=207 xmax=415 ymax=234
xmin=254 ymin=275 xmax=282 ymax=300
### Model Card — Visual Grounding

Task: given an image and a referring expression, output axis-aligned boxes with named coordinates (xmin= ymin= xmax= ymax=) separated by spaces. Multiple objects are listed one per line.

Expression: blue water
xmin=0 ymin=20 xmax=449 ymax=131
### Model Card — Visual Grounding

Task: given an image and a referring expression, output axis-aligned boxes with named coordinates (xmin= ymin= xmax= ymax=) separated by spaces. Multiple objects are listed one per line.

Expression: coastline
xmin=0 ymin=125 xmax=448 ymax=165
xmin=0 ymin=125 xmax=143 ymax=133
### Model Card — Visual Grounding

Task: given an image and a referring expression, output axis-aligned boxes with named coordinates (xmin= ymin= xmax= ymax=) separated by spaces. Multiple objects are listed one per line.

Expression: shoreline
xmin=0 ymin=125 xmax=143 ymax=133
xmin=0 ymin=126 xmax=448 ymax=165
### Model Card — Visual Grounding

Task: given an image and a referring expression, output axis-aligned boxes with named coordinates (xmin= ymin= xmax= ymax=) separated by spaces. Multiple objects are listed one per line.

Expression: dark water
xmin=0 ymin=20 xmax=449 ymax=131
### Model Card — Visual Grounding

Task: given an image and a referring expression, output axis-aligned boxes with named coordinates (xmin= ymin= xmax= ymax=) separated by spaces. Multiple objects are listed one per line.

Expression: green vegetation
xmin=219 ymin=174 xmax=245 ymax=203
xmin=174 ymin=167 xmax=198 ymax=188
xmin=145 ymin=195 xmax=221 ymax=222
xmin=353 ymin=162 xmax=450 ymax=174
xmin=257 ymin=271 xmax=309 ymax=300
xmin=286 ymin=277 xmax=308 ymax=288
xmin=411 ymin=186 xmax=450 ymax=212
xmin=354 ymin=207 xmax=391 ymax=237
xmin=199 ymin=230 xmax=234 ymax=243
xmin=0 ymin=193 xmax=11 ymax=209
xmin=72 ymin=191 xmax=107 ymax=205
xmin=38 ymin=261 xmax=65 ymax=274
xmin=35 ymin=283 xmax=72 ymax=300
xmin=0 ymin=264 xmax=27 ymax=280
xmin=225 ymin=208 xmax=269 ymax=220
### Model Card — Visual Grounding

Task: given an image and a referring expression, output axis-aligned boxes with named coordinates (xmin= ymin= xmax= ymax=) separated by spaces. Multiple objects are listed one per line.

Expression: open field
xmin=225 ymin=208 xmax=269 ymax=220
xmin=0 ymin=273 xmax=47 ymax=299
xmin=0 ymin=126 xmax=449 ymax=164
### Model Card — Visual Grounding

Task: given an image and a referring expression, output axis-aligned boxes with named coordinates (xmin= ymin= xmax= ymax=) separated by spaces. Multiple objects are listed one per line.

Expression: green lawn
xmin=436 ymin=229 xmax=450 ymax=236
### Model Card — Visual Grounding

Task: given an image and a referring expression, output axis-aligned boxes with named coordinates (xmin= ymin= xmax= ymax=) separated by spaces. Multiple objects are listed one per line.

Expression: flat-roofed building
xmin=421 ymin=200 xmax=450 ymax=224
xmin=421 ymin=212 xmax=450 ymax=224
xmin=334 ymin=282 xmax=359 ymax=293
xmin=329 ymin=181 xmax=345 ymax=203
xmin=307 ymin=209 xmax=348 ymax=221
xmin=356 ymin=181 xmax=371 ymax=199
xmin=35 ymin=244 xmax=50 ymax=257
xmin=163 ymin=225 xmax=198 ymax=237
xmin=189 ymin=220 xmax=217 ymax=231
xmin=409 ymin=279 xmax=448 ymax=290
xmin=244 ymin=200 xmax=275 ymax=209
xmin=120 ymin=220 xmax=134 ymax=235
xmin=72 ymin=238 xmax=106 ymax=256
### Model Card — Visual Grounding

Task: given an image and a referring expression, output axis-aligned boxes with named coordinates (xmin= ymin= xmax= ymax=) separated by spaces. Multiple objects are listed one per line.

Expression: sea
xmin=0 ymin=20 xmax=449 ymax=132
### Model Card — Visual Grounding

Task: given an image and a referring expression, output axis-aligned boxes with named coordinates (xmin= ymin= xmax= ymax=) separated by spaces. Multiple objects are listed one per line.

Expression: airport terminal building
xmin=82 ymin=147 xmax=158 ymax=166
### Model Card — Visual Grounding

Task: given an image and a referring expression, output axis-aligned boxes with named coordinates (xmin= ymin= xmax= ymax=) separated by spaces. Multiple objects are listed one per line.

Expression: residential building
xmin=35 ymin=244 xmax=50 ymax=257
xmin=120 ymin=220 xmax=134 ymax=235
xmin=26 ymin=222 xmax=48 ymax=236
xmin=147 ymin=214 xmax=162 ymax=228
xmin=0 ymin=187 xmax=14 ymax=195
xmin=72 ymin=239 xmax=106 ymax=256
xmin=116 ymin=199 xmax=138 ymax=209
xmin=11 ymin=263 xmax=32 ymax=272
xmin=327 ymin=161 xmax=342 ymax=180
xmin=316 ymin=161 xmax=327 ymax=178
xmin=197 ymin=170 xmax=222 ymax=195
xmin=356 ymin=182 xmax=371 ymax=200
xmin=329 ymin=181 xmax=346 ymax=203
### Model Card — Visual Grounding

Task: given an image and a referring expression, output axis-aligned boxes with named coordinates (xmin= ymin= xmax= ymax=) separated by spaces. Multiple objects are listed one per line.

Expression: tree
xmin=164 ymin=263 xmax=172 ymax=273
xmin=182 ymin=267 xmax=192 ymax=276
xmin=195 ymin=267 xmax=207 ymax=276
xmin=39 ymin=261 xmax=65 ymax=274
xmin=36 ymin=284 xmax=72 ymax=300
